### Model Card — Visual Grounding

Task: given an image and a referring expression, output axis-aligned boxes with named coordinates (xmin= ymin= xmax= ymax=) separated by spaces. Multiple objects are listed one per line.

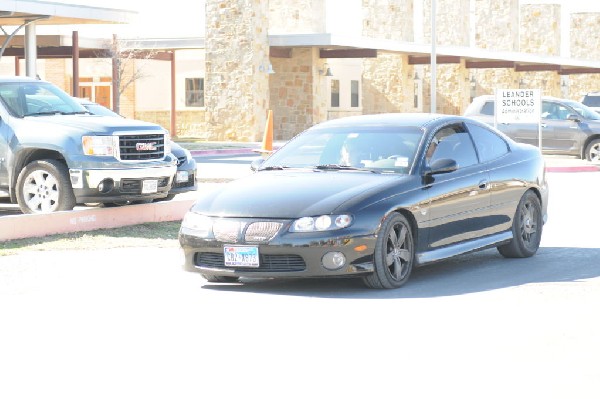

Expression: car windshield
xmin=562 ymin=99 xmax=600 ymax=120
xmin=260 ymin=125 xmax=424 ymax=174
xmin=0 ymin=81 xmax=88 ymax=118
xmin=582 ymin=95 xmax=600 ymax=107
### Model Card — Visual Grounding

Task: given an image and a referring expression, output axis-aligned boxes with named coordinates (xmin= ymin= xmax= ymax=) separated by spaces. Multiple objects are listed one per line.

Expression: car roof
xmin=311 ymin=112 xmax=455 ymax=130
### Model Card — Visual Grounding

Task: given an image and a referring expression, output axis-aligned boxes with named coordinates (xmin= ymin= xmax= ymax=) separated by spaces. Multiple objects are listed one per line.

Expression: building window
xmin=351 ymin=80 xmax=359 ymax=107
xmin=185 ymin=78 xmax=204 ymax=107
xmin=331 ymin=80 xmax=340 ymax=108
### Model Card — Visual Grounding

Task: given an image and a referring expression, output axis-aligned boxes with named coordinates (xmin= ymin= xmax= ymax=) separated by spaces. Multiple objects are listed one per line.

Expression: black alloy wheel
xmin=363 ymin=212 xmax=415 ymax=289
xmin=497 ymin=190 xmax=542 ymax=258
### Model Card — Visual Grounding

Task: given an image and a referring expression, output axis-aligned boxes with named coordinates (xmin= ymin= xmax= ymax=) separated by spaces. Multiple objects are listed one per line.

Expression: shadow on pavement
xmin=200 ymin=246 xmax=600 ymax=299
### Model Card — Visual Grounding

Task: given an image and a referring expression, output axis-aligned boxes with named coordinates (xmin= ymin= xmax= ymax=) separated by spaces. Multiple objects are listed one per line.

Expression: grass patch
xmin=0 ymin=221 xmax=181 ymax=256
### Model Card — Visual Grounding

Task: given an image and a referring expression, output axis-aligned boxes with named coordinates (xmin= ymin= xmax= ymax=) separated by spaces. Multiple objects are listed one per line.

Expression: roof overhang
xmin=0 ymin=0 xmax=135 ymax=26
xmin=269 ymin=33 xmax=600 ymax=75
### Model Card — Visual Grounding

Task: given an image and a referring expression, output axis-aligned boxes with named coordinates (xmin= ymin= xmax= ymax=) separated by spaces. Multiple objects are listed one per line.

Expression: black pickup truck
xmin=0 ymin=76 xmax=177 ymax=214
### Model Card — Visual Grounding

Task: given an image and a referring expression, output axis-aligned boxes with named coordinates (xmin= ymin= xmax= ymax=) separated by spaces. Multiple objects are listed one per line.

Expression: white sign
xmin=495 ymin=89 xmax=541 ymax=124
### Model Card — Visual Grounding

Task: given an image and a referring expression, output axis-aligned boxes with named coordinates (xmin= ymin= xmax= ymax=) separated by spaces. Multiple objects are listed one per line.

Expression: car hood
xmin=190 ymin=170 xmax=409 ymax=218
xmin=20 ymin=114 xmax=164 ymax=133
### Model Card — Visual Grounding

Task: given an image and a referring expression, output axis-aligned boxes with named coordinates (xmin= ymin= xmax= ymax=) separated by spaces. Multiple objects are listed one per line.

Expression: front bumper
xmin=179 ymin=227 xmax=377 ymax=279
xmin=70 ymin=164 xmax=177 ymax=203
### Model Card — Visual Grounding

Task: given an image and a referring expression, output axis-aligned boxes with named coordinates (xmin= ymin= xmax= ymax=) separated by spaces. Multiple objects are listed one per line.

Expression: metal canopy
xmin=269 ymin=33 xmax=600 ymax=75
xmin=0 ymin=0 xmax=135 ymax=77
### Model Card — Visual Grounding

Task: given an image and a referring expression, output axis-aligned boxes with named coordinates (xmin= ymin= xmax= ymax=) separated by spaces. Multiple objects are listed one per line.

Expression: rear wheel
xmin=585 ymin=139 xmax=600 ymax=162
xmin=497 ymin=190 xmax=542 ymax=258
xmin=16 ymin=159 xmax=76 ymax=214
xmin=201 ymin=274 xmax=240 ymax=283
xmin=363 ymin=212 xmax=414 ymax=289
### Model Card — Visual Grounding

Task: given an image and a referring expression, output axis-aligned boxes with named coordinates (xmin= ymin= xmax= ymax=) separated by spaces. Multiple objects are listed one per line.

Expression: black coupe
xmin=179 ymin=113 xmax=549 ymax=289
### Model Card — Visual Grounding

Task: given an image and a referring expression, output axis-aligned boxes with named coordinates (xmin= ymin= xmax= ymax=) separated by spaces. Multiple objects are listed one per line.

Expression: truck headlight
xmin=82 ymin=136 xmax=117 ymax=156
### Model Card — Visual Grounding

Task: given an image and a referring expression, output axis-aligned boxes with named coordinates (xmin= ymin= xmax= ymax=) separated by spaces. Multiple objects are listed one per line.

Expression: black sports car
xmin=179 ymin=113 xmax=549 ymax=289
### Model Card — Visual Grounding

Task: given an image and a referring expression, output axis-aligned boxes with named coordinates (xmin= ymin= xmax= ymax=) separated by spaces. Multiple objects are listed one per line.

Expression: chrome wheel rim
xmin=22 ymin=170 xmax=60 ymax=213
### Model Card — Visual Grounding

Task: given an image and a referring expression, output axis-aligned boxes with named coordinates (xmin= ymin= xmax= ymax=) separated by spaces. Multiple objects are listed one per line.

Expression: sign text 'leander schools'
xmin=495 ymin=89 xmax=541 ymax=124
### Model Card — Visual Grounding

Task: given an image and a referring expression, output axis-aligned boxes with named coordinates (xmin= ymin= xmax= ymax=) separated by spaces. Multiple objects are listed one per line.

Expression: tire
xmin=497 ymin=190 xmax=543 ymax=258
xmin=201 ymin=274 xmax=240 ymax=283
xmin=16 ymin=159 xmax=76 ymax=214
xmin=584 ymin=139 xmax=600 ymax=162
xmin=362 ymin=212 xmax=415 ymax=289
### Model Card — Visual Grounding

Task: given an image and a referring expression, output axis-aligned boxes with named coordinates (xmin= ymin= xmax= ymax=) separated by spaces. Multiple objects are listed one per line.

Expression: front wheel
xmin=16 ymin=159 xmax=76 ymax=214
xmin=497 ymin=190 xmax=542 ymax=258
xmin=362 ymin=212 xmax=415 ymax=289
xmin=585 ymin=138 xmax=600 ymax=162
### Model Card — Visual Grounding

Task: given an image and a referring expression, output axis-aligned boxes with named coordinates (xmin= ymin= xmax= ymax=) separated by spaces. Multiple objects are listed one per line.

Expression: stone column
xmin=205 ymin=0 xmax=270 ymax=141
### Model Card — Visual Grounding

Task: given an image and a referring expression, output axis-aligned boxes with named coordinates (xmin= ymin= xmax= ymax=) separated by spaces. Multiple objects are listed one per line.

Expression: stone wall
xmin=205 ymin=0 xmax=270 ymax=141
xmin=135 ymin=110 xmax=206 ymax=138
xmin=472 ymin=0 xmax=519 ymax=51
xmin=569 ymin=13 xmax=600 ymax=99
xmin=269 ymin=48 xmax=327 ymax=140
xmin=362 ymin=0 xmax=413 ymax=41
xmin=269 ymin=0 xmax=326 ymax=33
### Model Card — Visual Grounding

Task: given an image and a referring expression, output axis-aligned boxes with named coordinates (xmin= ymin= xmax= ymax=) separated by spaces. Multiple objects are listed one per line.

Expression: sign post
xmin=495 ymin=89 xmax=542 ymax=149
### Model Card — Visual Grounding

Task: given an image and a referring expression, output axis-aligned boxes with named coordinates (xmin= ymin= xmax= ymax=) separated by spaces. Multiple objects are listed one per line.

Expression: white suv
xmin=580 ymin=92 xmax=600 ymax=113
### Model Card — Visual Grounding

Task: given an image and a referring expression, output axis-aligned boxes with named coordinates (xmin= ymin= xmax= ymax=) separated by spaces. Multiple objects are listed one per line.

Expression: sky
xmin=36 ymin=0 xmax=600 ymax=40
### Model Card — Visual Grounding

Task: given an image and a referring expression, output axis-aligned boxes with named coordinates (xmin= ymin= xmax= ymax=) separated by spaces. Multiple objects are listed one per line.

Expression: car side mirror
xmin=250 ymin=158 xmax=265 ymax=171
xmin=425 ymin=158 xmax=458 ymax=176
xmin=566 ymin=114 xmax=581 ymax=122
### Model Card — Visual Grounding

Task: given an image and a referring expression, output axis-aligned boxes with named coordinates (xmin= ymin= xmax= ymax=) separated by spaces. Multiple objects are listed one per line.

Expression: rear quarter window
xmin=466 ymin=122 xmax=509 ymax=162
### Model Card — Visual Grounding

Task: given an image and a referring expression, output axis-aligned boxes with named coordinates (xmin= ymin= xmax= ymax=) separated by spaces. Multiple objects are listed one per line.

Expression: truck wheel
xmin=16 ymin=160 xmax=76 ymax=214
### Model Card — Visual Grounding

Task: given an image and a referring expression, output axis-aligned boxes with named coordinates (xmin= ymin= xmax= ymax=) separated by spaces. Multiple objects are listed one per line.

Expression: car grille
xmin=118 ymin=133 xmax=166 ymax=161
xmin=245 ymin=222 xmax=282 ymax=242
xmin=213 ymin=220 xmax=283 ymax=243
xmin=195 ymin=252 xmax=306 ymax=272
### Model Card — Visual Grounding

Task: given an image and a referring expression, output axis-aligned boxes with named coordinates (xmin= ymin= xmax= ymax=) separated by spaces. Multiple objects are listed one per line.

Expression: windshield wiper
xmin=315 ymin=164 xmax=381 ymax=173
xmin=259 ymin=165 xmax=289 ymax=171
xmin=24 ymin=110 xmax=89 ymax=117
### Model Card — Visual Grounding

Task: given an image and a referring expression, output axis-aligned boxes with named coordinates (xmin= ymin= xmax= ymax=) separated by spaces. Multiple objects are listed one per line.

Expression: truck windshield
xmin=0 ymin=81 xmax=88 ymax=118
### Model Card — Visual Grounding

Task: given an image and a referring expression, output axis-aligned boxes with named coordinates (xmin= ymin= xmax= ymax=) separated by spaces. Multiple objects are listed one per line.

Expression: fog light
xmin=322 ymin=251 xmax=346 ymax=270
xmin=98 ymin=178 xmax=114 ymax=194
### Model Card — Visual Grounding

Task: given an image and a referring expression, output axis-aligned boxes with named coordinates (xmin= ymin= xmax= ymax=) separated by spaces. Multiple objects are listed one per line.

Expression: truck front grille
xmin=118 ymin=133 xmax=166 ymax=161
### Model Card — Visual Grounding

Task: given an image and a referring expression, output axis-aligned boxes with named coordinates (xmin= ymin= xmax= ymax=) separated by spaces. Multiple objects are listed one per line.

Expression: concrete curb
xmin=0 ymin=199 xmax=195 ymax=241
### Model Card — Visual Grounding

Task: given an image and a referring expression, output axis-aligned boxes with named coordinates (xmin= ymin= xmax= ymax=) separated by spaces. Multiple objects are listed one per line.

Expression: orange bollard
xmin=253 ymin=110 xmax=274 ymax=157
xmin=261 ymin=109 xmax=273 ymax=152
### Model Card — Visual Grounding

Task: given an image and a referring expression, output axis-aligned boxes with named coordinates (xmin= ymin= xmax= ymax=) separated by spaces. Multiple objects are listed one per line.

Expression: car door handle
xmin=479 ymin=180 xmax=489 ymax=190
xmin=541 ymin=124 xmax=547 ymax=128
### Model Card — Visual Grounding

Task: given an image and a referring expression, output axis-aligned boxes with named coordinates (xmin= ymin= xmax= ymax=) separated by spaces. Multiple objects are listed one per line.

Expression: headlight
xmin=181 ymin=213 xmax=213 ymax=237
xmin=289 ymin=214 xmax=353 ymax=232
xmin=82 ymin=136 xmax=117 ymax=156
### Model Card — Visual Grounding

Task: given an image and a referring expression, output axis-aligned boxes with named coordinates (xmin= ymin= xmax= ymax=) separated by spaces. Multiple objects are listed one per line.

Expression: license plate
xmin=224 ymin=246 xmax=259 ymax=267
xmin=176 ymin=170 xmax=189 ymax=183
xmin=142 ymin=179 xmax=158 ymax=193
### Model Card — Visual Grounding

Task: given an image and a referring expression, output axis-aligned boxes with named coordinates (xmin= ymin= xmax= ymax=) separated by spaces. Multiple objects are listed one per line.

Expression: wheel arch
xmin=10 ymin=149 xmax=66 ymax=201
xmin=581 ymin=134 xmax=600 ymax=159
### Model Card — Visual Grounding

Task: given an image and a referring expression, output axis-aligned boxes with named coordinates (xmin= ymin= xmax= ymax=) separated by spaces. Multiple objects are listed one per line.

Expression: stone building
xmin=205 ymin=0 xmax=600 ymax=142
xmin=2 ymin=0 xmax=599 ymax=142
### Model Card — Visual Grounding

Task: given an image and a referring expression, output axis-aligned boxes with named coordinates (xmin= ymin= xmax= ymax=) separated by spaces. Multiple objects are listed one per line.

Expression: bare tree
xmin=99 ymin=35 xmax=158 ymax=115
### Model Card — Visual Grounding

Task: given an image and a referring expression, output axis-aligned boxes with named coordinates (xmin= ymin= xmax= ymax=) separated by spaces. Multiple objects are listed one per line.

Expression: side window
xmin=427 ymin=125 xmax=478 ymax=169
xmin=480 ymin=101 xmax=495 ymax=116
xmin=542 ymin=101 xmax=571 ymax=120
xmin=185 ymin=78 xmax=204 ymax=107
xmin=465 ymin=122 xmax=509 ymax=163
